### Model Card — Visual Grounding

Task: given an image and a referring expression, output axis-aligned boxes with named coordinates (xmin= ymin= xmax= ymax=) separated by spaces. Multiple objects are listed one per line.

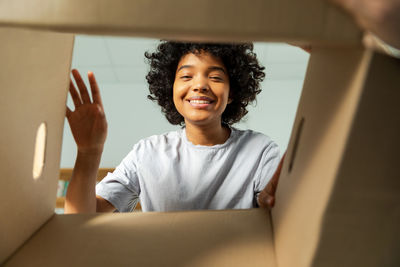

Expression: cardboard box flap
xmin=311 ymin=51 xmax=400 ymax=267
xmin=0 ymin=0 xmax=361 ymax=44
xmin=272 ymin=47 xmax=372 ymax=267
xmin=0 ymin=27 xmax=73 ymax=263
xmin=272 ymin=48 xmax=400 ymax=267
xmin=4 ymin=209 xmax=276 ymax=267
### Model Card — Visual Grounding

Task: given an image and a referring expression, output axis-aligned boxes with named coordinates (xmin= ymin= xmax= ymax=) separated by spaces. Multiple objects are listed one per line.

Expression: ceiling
xmin=71 ymin=35 xmax=310 ymax=85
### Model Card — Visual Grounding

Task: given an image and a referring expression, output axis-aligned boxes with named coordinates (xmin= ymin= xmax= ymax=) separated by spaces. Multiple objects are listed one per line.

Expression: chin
xmin=186 ymin=118 xmax=210 ymax=125
xmin=185 ymin=117 xmax=221 ymax=127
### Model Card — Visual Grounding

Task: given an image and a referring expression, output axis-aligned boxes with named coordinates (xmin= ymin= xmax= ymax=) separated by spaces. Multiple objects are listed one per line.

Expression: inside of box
xmin=4 ymin=209 xmax=276 ymax=267
xmin=273 ymin=47 xmax=372 ymax=267
xmin=0 ymin=27 xmax=74 ymax=263
xmin=0 ymin=0 xmax=361 ymax=44
xmin=310 ymin=52 xmax=400 ymax=266
xmin=273 ymin=49 xmax=400 ymax=267
xmin=2 ymin=0 xmax=399 ymax=266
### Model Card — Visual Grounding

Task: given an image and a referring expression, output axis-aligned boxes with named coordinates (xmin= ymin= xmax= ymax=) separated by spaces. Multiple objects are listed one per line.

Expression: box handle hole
xmin=33 ymin=122 xmax=47 ymax=179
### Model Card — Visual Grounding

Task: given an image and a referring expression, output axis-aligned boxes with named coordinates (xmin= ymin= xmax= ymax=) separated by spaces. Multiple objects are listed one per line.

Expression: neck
xmin=185 ymin=121 xmax=231 ymax=146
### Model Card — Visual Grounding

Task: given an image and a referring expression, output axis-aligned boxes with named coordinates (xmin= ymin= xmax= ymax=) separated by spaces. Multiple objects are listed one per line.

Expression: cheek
xmin=220 ymin=86 xmax=231 ymax=103
xmin=172 ymin=82 xmax=185 ymax=110
xmin=172 ymin=81 xmax=180 ymax=99
xmin=174 ymin=80 xmax=192 ymax=101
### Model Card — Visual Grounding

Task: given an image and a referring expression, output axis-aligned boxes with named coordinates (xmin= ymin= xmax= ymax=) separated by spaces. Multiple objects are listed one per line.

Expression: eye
xmin=180 ymin=75 xmax=192 ymax=80
xmin=210 ymin=76 xmax=223 ymax=81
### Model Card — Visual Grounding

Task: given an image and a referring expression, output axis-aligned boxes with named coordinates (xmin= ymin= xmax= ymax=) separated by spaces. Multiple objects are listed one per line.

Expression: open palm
xmin=66 ymin=69 xmax=107 ymax=154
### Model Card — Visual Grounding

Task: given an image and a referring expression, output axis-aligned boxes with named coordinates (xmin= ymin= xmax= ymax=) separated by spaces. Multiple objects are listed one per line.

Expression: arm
xmin=64 ymin=69 xmax=115 ymax=213
xmin=65 ymin=150 xmax=116 ymax=213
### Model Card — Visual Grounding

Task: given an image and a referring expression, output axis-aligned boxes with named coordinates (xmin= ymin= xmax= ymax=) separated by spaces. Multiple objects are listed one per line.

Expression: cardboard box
xmin=1 ymin=0 xmax=399 ymax=266
xmin=0 ymin=0 xmax=361 ymax=43
xmin=273 ymin=47 xmax=400 ymax=267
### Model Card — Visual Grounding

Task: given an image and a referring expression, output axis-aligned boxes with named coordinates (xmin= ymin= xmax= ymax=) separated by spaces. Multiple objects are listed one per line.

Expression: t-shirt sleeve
xmin=253 ymin=141 xmax=281 ymax=204
xmin=96 ymin=148 xmax=141 ymax=212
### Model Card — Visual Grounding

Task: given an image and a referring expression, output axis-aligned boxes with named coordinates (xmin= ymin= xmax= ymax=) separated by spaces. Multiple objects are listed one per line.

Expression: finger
xmin=72 ymin=69 xmax=92 ymax=104
xmin=69 ymin=80 xmax=82 ymax=108
xmin=257 ymin=152 xmax=286 ymax=209
xmin=258 ymin=192 xmax=275 ymax=209
xmin=66 ymin=106 xmax=72 ymax=118
xmin=266 ymin=195 xmax=275 ymax=209
xmin=88 ymin=71 xmax=104 ymax=108
xmin=267 ymin=153 xmax=286 ymax=195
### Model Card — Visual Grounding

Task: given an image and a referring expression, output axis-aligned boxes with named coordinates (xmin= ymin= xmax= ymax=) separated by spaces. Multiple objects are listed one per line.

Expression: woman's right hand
xmin=66 ymin=69 xmax=108 ymax=154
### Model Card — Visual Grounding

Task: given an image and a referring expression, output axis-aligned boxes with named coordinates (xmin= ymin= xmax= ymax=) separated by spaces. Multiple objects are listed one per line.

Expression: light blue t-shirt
xmin=96 ymin=127 xmax=280 ymax=212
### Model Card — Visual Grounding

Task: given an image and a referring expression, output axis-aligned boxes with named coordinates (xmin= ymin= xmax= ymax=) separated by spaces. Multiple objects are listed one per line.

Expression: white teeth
xmin=190 ymin=100 xmax=210 ymax=104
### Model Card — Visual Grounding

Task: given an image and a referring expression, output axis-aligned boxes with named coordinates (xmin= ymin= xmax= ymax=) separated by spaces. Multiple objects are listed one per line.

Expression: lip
xmin=186 ymin=96 xmax=214 ymax=102
xmin=186 ymin=96 xmax=214 ymax=108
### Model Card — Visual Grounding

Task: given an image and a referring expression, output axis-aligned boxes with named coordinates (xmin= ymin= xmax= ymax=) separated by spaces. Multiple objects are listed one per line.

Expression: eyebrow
xmin=177 ymin=65 xmax=226 ymax=74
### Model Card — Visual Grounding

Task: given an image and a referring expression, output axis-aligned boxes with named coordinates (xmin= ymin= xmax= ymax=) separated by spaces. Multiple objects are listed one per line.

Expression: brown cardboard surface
xmin=0 ymin=0 xmax=361 ymax=44
xmin=0 ymin=27 xmax=74 ymax=262
xmin=311 ymin=52 xmax=400 ymax=267
xmin=1 ymin=1 xmax=398 ymax=266
xmin=273 ymin=46 xmax=372 ymax=267
xmin=273 ymin=48 xmax=400 ymax=267
xmin=4 ymin=209 xmax=276 ymax=267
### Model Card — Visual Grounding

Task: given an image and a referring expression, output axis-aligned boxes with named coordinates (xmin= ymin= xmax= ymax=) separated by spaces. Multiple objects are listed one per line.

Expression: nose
xmin=192 ymin=75 xmax=209 ymax=93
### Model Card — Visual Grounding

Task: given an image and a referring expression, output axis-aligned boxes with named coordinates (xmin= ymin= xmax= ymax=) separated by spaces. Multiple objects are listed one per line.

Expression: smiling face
xmin=173 ymin=51 xmax=231 ymax=127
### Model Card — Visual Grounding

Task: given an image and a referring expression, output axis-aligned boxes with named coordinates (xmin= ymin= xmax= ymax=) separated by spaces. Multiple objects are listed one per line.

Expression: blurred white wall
xmin=61 ymin=36 xmax=309 ymax=167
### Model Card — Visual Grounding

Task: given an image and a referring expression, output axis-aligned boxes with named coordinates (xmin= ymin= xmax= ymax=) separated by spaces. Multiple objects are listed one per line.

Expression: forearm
xmin=64 ymin=150 xmax=103 ymax=214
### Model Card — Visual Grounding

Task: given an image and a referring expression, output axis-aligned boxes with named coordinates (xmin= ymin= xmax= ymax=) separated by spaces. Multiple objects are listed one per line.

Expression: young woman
xmin=65 ymin=42 xmax=283 ymax=213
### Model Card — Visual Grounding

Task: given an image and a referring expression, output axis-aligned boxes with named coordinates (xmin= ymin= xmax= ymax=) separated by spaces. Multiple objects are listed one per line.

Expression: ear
xmin=227 ymin=98 xmax=233 ymax=104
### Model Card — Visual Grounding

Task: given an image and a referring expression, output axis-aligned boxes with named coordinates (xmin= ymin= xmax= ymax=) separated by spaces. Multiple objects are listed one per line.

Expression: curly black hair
xmin=145 ymin=41 xmax=265 ymax=125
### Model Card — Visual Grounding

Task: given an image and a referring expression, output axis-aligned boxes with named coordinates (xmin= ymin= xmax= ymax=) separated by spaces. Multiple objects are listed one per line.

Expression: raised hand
xmin=66 ymin=69 xmax=108 ymax=154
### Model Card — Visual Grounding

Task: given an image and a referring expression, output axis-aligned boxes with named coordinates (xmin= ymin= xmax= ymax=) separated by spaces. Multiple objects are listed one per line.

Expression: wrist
xmin=77 ymin=146 xmax=104 ymax=156
xmin=73 ymin=149 xmax=103 ymax=178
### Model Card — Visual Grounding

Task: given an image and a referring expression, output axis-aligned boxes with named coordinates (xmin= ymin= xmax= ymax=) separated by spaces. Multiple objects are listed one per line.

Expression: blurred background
xmin=60 ymin=36 xmax=310 ymax=168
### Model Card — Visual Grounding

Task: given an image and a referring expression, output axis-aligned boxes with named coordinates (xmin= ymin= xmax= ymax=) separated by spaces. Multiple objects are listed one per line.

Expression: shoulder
xmin=131 ymin=129 xmax=183 ymax=153
xmin=232 ymin=127 xmax=277 ymax=148
xmin=230 ymin=127 xmax=280 ymax=158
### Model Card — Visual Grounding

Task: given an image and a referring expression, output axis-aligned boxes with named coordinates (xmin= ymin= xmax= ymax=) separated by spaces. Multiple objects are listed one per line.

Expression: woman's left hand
xmin=257 ymin=154 xmax=285 ymax=209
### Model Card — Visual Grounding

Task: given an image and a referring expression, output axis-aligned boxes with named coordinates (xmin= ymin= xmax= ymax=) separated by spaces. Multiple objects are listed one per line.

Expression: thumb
xmin=258 ymin=192 xmax=275 ymax=209
xmin=66 ymin=106 xmax=72 ymax=117
xmin=257 ymin=153 xmax=286 ymax=209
